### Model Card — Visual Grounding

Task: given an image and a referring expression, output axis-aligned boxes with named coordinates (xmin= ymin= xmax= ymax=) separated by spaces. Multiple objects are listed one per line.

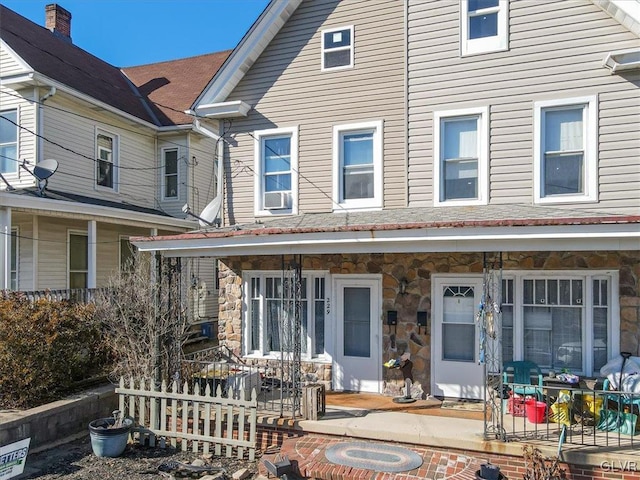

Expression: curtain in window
xmin=545 ymin=109 xmax=583 ymax=152
xmin=0 ymin=110 xmax=17 ymax=173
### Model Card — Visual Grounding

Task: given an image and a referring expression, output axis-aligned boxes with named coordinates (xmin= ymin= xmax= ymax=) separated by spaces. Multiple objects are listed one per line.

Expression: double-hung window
xmin=461 ymin=0 xmax=509 ymax=56
xmin=254 ymin=127 xmax=298 ymax=215
xmin=245 ymin=271 xmax=327 ymax=359
xmin=434 ymin=108 xmax=488 ymax=205
xmin=10 ymin=228 xmax=18 ymax=290
xmin=333 ymin=121 xmax=383 ymax=210
xmin=0 ymin=109 xmax=18 ymax=174
xmin=96 ymin=131 xmax=118 ymax=190
xmin=321 ymin=26 xmax=354 ymax=71
xmin=534 ymin=97 xmax=597 ymax=203
xmin=68 ymin=232 xmax=88 ymax=288
xmin=163 ymin=148 xmax=179 ymax=199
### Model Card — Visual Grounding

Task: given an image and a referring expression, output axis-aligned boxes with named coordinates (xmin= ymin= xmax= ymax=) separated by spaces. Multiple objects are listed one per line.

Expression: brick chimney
xmin=45 ymin=4 xmax=72 ymax=42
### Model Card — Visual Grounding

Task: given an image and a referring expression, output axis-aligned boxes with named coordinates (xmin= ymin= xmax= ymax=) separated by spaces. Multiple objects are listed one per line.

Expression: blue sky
xmin=2 ymin=0 xmax=271 ymax=67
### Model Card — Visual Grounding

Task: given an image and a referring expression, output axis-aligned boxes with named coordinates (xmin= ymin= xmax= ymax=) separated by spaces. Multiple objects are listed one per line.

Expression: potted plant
xmin=88 ymin=410 xmax=133 ymax=458
xmin=476 ymin=461 xmax=502 ymax=480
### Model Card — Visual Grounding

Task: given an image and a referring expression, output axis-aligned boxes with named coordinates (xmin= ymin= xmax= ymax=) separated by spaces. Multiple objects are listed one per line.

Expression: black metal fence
xmin=2 ymin=288 xmax=104 ymax=303
xmin=502 ymin=381 xmax=639 ymax=449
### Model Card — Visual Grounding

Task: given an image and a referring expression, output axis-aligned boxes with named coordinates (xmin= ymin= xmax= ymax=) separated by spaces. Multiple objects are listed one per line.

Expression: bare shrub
xmin=95 ymin=252 xmax=190 ymax=384
xmin=522 ymin=445 xmax=566 ymax=480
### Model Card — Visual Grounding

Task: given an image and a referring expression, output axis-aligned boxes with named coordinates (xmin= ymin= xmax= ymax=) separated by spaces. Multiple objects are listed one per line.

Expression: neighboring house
xmin=0 ymin=4 xmax=225 ymax=327
xmin=131 ymin=0 xmax=640 ymax=400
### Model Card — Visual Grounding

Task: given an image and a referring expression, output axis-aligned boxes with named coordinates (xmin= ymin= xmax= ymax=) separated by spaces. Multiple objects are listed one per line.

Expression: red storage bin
xmin=508 ymin=394 xmax=526 ymax=417
xmin=525 ymin=399 xmax=547 ymax=423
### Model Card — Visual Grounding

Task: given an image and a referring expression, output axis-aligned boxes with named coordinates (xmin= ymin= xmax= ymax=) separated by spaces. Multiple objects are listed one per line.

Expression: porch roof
xmin=131 ymin=204 xmax=640 ymax=257
xmin=1 ymin=187 xmax=193 ymax=230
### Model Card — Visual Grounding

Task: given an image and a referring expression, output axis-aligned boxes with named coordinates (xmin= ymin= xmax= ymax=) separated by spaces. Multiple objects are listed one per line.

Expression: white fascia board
xmin=0 ymin=192 xmax=193 ymax=230
xmin=194 ymin=100 xmax=251 ymax=118
xmin=603 ymin=48 xmax=640 ymax=73
xmin=30 ymin=74 xmax=159 ymax=130
xmin=192 ymin=0 xmax=302 ymax=108
xmin=133 ymin=222 xmax=640 ymax=257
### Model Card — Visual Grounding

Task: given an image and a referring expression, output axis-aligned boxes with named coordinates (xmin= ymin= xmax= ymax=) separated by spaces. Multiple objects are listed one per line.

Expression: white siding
xmin=0 ymin=40 xmax=29 ymax=77
xmin=221 ymin=0 xmax=406 ymax=225
xmin=408 ymin=0 xmax=640 ymax=214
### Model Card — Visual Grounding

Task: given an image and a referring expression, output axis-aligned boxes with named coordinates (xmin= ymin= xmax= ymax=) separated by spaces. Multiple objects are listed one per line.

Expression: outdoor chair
xmin=502 ymin=361 xmax=544 ymax=400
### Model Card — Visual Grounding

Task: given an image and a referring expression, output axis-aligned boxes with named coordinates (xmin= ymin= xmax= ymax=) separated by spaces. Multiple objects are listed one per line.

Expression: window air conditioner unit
xmin=264 ymin=191 xmax=289 ymax=210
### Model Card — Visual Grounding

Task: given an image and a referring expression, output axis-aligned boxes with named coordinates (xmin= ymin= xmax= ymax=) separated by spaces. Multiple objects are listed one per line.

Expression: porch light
xmin=399 ymin=278 xmax=408 ymax=295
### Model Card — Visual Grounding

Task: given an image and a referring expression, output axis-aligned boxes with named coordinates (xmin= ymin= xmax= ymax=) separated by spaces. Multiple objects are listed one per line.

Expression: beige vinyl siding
xmin=408 ymin=0 xmax=640 ymax=214
xmin=188 ymin=133 xmax=218 ymax=217
xmin=40 ymin=94 xmax=158 ymax=209
xmin=11 ymin=214 xmax=33 ymax=290
xmin=222 ymin=0 xmax=406 ymax=224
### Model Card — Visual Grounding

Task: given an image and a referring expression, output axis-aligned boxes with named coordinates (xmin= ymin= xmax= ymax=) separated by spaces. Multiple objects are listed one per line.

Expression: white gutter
xmin=0 ymin=192 xmax=194 ymax=230
xmin=132 ymin=222 xmax=640 ymax=257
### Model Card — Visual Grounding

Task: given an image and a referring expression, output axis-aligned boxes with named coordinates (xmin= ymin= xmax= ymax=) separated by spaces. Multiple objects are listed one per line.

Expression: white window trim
xmin=434 ymin=270 xmax=619 ymax=377
xmin=67 ymin=230 xmax=88 ymax=289
xmin=321 ymin=25 xmax=354 ymax=71
xmin=94 ymin=128 xmax=119 ymax=193
xmin=10 ymin=227 xmax=18 ymax=290
xmin=242 ymin=269 xmax=330 ymax=361
xmin=332 ymin=120 xmax=383 ymax=211
xmin=253 ymin=126 xmax=299 ymax=217
xmin=161 ymin=147 xmax=180 ymax=200
xmin=533 ymin=96 xmax=598 ymax=204
xmin=460 ymin=0 xmax=509 ymax=56
xmin=433 ymin=107 xmax=488 ymax=206
xmin=0 ymin=106 xmax=20 ymax=176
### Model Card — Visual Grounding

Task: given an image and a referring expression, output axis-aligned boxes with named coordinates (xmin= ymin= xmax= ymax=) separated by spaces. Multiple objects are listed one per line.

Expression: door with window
xmin=334 ymin=276 xmax=381 ymax=393
xmin=432 ymin=276 xmax=484 ymax=399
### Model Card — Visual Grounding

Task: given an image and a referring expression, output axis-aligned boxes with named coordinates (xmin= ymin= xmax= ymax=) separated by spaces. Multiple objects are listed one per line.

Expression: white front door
xmin=334 ymin=276 xmax=381 ymax=393
xmin=432 ymin=276 xmax=484 ymax=399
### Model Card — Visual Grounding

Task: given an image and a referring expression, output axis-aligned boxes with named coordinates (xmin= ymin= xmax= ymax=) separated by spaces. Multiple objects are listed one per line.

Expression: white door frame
xmin=431 ymin=274 xmax=485 ymax=399
xmin=332 ymin=274 xmax=382 ymax=392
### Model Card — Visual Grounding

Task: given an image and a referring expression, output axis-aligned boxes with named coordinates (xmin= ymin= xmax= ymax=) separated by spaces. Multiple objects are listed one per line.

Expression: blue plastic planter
xmin=88 ymin=417 xmax=133 ymax=457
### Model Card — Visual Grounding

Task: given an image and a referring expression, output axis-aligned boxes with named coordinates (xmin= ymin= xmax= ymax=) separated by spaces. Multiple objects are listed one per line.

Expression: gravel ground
xmin=21 ymin=436 xmax=262 ymax=480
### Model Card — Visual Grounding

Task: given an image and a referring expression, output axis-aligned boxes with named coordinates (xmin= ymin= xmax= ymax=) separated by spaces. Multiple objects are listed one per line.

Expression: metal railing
xmin=182 ymin=346 xmax=300 ymax=417
xmin=502 ymin=381 xmax=639 ymax=449
xmin=3 ymin=288 xmax=104 ymax=303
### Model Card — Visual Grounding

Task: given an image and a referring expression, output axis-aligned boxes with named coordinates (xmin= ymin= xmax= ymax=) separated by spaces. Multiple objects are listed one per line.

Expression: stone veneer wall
xmin=216 ymin=251 xmax=640 ymax=395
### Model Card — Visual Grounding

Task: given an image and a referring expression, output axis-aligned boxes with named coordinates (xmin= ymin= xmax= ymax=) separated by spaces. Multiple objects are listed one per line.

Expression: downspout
xmin=192 ymin=119 xmax=224 ymax=227
xmin=37 ymin=87 xmax=56 ymax=163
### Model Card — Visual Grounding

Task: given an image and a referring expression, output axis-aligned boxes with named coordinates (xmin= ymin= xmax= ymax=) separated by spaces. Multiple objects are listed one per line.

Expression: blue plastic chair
xmin=503 ymin=361 xmax=544 ymax=400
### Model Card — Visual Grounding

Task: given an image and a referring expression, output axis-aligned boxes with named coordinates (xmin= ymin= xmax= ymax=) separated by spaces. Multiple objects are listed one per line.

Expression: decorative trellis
xmin=481 ymin=252 xmax=507 ymax=441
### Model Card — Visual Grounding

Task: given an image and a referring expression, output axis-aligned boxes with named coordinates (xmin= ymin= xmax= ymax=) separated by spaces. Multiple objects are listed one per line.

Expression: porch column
xmin=150 ymin=228 xmax=158 ymax=283
xmin=0 ymin=207 xmax=11 ymax=290
xmin=87 ymin=220 xmax=96 ymax=288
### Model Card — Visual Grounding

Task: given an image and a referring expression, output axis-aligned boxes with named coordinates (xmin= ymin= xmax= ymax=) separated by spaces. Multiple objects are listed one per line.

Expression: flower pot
xmin=88 ymin=417 xmax=133 ymax=457
xmin=476 ymin=462 xmax=502 ymax=480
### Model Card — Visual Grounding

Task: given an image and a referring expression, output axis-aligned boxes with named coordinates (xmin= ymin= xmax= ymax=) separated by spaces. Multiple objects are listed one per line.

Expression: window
xmin=96 ymin=131 xmax=118 ymax=190
xmin=501 ymin=271 xmax=616 ymax=377
xmin=534 ymin=97 xmax=597 ymax=203
xmin=119 ymin=237 xmax=136 ymax=271
xmin=163 ymin=148 xmax=179 ymax=199
xmin=0 ymin=109 xmax=18 ymax=174
xmin=434 ymin=107 xmax=488 ymax=205
xmin=68 ymin=232 xmax=88 ymax=288
xmin=461 ymin=0 xmax=509 ymax=56
xmin=322 ymin=26 xmax=354 ymax=71
xmin=332 ymin=121 xmax=383 ymax=210
xmin=254 ymin=127 xmax=298 ymax=215
xmin=244 ymin=271 xmax=327 ymax=359
xmin=10 ymin=228 xmax=17 ymax=290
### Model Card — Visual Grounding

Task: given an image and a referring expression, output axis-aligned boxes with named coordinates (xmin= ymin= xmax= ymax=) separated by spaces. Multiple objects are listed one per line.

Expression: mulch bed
xmin=22 ymin=435 xmax=261 ymax=479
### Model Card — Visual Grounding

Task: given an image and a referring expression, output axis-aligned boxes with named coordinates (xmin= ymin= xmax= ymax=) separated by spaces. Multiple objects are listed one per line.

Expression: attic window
xmin=603 ymin=48 xmax=640 ymax=74
xmin=322 ymin=26 xmax=354 ymax=71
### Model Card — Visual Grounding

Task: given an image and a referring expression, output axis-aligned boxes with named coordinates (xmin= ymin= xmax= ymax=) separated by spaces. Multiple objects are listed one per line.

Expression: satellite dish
xmin=198 ymin=196 xmax=221 ymax=227
xmin=20 ymin=159 xmax=59 ymax=196
xmin=33 ymin=159 xmax=59 ymax=180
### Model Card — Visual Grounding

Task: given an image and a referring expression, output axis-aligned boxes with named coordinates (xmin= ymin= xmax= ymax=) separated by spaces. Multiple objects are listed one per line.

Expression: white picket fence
xmin=115 ymin=377 xmax=258 ymax=460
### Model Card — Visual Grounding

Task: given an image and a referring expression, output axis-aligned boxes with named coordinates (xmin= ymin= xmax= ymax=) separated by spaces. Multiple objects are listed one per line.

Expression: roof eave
xmin=132 ymin=221 xmax=640 ymax=257
xmin=1 ymin=191 xmax=194 ymax=230
xmin=191 ymin=0 xmax=303 ymax=108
